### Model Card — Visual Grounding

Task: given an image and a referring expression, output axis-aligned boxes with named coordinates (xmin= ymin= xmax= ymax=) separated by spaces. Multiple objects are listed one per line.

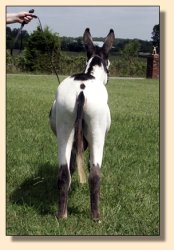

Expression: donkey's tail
xmin=74 ymin=91 xmax=86 ymax=184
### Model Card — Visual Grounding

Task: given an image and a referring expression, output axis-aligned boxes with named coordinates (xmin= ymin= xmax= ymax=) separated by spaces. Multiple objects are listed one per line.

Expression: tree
xmin=151 ymin=24 xmax=159 ymax=52
xmin=61 ymin=36 xmax=84 ymax=52
xmin=122 ymin=39 xmax=140 ymax=58
xmin=24 ymin=26 xmax=61 ymax=72
xmin=121 ymin=40 xmax=142 ymax=76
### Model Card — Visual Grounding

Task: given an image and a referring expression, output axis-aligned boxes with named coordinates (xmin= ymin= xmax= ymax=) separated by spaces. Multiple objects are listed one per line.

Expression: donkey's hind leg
xmin=88 ymin=128 xmax=106 ymax=221
xmin=57 ymin=163 xmax=70 ymax=219
xmin=89 ymin=163 xmax=101 ymax=221
xmin=56 ymin=124 xmax=74 ymax=219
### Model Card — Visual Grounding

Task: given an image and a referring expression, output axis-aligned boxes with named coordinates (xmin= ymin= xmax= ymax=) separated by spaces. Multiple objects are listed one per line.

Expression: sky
xmin=6 ymin=6 xmax=159 ymax=41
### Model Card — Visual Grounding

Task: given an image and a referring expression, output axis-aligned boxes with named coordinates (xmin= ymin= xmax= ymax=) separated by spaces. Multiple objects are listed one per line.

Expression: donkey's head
xmin=83 ymin=28 xmax=115 ymax=84
xmin=83 ymin=28 xmax=115 ymax=67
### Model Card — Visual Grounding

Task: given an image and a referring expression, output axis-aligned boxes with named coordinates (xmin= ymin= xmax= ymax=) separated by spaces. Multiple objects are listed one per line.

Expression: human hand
xmin=6 ymin=12 xmax=34 ymax=24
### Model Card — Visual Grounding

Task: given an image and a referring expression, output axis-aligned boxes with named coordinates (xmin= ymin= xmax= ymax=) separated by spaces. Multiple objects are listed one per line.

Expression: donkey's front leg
xmin=89 ymin=164 xmax=101 ymax=221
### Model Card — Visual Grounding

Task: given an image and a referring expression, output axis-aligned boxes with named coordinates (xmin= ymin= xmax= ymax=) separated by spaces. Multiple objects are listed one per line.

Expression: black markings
xmin=80 ymin=83 xmax=86 ymax=89
xmin=71 ymin=73 xmax=95 ymax=81
xmin=88 ymin=164 xmax=101 ymax=221
xmin=70 ymin=56 xmax=108 ymax=83
xmin=57 ymin=164 xmax=70 ymax=218
xmin=87 ymin=55 xmax=108 ymax=75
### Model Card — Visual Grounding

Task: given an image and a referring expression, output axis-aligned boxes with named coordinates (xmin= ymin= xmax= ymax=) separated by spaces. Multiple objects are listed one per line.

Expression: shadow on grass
xmin=9 ymin=162 xmax=82 ymax=216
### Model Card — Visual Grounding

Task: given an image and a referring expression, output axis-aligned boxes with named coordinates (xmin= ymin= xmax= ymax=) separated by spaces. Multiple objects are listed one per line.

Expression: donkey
xmin=49 ymin=28 xmax=115 ymax=221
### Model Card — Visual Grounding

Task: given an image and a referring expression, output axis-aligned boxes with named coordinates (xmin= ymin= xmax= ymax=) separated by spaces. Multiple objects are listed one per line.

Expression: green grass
xmin=6 ymin=74 xmax=159 ymax=236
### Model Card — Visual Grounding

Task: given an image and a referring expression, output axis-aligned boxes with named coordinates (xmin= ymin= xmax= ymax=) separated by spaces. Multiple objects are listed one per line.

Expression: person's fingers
xmin=17 ymin=13 xmax=33 ymax=23
xmin=20 ymin=12 xmax=34 ymax=17
xmin=23 ymin=16 xmax=33 ymax=23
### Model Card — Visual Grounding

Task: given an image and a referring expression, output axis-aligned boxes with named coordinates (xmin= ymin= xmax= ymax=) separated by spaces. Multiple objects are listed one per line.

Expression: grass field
xmin=6 ymin=74 xmax=159 ymax=236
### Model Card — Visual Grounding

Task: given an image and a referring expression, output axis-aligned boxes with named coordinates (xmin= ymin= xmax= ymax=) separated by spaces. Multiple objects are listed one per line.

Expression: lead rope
xmin=11 ymin=9 xmax=61 ymax=85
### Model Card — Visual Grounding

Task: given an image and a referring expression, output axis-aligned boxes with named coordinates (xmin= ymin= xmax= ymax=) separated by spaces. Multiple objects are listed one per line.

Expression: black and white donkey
xmin=49 ymin=28 xmax=115 ymax=221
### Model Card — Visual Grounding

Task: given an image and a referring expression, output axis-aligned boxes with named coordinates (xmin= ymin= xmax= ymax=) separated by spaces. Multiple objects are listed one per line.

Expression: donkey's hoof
xmin=92 ymin=212 xmax=100 ymax=222
xmin=56 ymin=211 xmax=67 ymax=219
xmin=93 ymin=218 xmax=101 ymax=224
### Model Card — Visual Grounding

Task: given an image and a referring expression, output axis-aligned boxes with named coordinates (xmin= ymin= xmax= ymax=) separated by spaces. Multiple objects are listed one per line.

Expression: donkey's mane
xmin=71 ymin=55 xmax=108 ymax=81
xmin=86 ymin=55 xmax=108 ymax=75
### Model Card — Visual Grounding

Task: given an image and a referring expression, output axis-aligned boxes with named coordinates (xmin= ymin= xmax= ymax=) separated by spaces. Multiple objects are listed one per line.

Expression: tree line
xmin=6 ymin=24 xmax=159 ymax=77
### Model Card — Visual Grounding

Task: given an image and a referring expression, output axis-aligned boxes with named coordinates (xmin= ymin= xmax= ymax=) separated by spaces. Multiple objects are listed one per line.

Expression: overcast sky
xmin=6 ymin=6 xmax=159 ymax=40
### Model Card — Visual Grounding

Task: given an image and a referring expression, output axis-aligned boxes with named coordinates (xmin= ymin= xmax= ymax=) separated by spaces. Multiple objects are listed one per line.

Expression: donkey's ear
xmin=83 ymin=28 xmax=95 ymax=59
xmin=102 ymin=29 xmax=115 ymax=56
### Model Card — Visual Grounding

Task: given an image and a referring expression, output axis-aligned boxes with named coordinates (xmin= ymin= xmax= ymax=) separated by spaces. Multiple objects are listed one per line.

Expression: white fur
xmin=50 ymin=58 xmax=111 ymax=173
